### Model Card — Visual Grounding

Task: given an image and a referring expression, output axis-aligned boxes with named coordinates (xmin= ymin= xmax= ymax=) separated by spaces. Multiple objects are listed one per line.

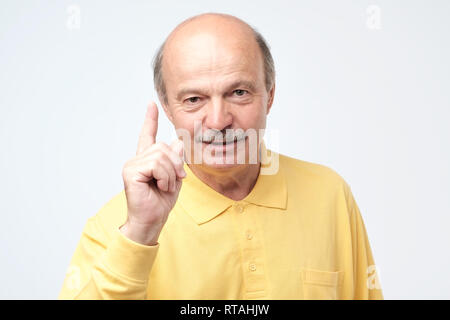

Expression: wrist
xmin=119 ymin=220 xmax=161 ymax=246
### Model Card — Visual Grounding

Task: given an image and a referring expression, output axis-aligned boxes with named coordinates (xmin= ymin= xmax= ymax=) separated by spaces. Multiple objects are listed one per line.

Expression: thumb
xmin=170 ymin=139 xmax=186 ymax=180
xmin=171 ymin=139 xmax=185 ymax=160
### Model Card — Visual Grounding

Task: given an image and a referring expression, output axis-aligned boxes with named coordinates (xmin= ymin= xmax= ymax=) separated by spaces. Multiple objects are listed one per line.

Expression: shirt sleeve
xmin=58 ymin=215 xmax=159 ymax=300
xmin=344 ymin=182 xmax=384 ymax=300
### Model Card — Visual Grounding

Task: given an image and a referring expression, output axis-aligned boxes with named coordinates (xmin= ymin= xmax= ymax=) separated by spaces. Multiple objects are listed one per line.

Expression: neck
xmin=188 ymin=163 xmax=261 ymax=201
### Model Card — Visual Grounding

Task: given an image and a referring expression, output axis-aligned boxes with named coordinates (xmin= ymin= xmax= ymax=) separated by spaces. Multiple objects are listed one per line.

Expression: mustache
xmin=194 ymin=129 xmax=247 ymax=144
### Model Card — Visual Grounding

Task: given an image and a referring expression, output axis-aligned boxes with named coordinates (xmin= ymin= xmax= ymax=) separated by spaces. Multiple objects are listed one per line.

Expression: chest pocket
xmin=300 ymin=269 xmax=344 ymax=300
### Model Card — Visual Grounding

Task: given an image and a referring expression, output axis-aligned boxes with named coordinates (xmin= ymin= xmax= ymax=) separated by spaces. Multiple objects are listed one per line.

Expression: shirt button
xmin=246 ymin=231 xmax=253 ymax=240
xmin=249 ymin=263 xmax=257 ymax=272
xmin=235 ymin=204 xmax=244 ymax=213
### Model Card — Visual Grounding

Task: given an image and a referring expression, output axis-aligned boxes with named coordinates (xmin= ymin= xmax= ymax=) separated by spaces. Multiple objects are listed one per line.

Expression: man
xmin=59 ymin=13 xmax=384 ymax=300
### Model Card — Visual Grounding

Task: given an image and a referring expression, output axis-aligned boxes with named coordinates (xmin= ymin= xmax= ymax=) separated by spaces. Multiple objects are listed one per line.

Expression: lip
xmin=203 ymin=141 xmax=237 ymax=150
xmin=202 ymin=136 xmax=247 ymax=150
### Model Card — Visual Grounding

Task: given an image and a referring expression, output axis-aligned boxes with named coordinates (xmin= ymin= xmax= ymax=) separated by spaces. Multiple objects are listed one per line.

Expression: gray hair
xmin=152 ymin=18 xmax=275 ymax=105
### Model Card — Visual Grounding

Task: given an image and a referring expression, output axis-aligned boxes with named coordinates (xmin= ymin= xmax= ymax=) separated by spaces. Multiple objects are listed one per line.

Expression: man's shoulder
xmin=277 ymin=152 xmax=354 ymax=212
xmin=277 ymin=152 xmax=348 ymax=190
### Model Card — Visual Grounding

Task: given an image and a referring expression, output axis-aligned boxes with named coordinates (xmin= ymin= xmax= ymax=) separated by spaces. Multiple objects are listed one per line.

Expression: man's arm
xmin=58 ymin=215 xmax=159 ymax=299
xmin=345 ymin=183 xmax=384 ymax=300
xmin=59 ymin=102 xmax=185 ymax=299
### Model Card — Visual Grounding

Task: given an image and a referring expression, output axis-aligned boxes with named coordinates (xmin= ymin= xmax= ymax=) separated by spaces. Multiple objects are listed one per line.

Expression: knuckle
xmin=174 ymin=157 xmax=183 ymax=168
xmin=122 ymin=163 xmax=132 ymax=177
xmin=147 ymin=143 xmax=158 ymax=153
xmin=153 ymin=142 xmax=166 ymax=150
xmin=150 ymin=149 xmax=164 ymax=160
xmin=147 ymin=160 xmax=156 ymax=172
xmin=167 ymin=152 xmax=178 ymax=163
xmin=157 ymin=141 xmax=168 ymax=148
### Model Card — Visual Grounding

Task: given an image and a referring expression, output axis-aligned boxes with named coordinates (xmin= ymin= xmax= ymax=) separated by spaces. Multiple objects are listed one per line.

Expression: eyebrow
xmin=176 ymin=80 xmax=258 ymax=101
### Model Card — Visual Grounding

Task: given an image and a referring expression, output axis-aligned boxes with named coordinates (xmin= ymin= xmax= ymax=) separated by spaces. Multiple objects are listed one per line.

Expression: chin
xmin=201 ymin=161 xmax=245 ymax=170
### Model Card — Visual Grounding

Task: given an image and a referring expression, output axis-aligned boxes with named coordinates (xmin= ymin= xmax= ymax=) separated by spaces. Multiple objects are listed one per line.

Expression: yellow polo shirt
xmin=59 ymin=146 xmax=384 ymax=300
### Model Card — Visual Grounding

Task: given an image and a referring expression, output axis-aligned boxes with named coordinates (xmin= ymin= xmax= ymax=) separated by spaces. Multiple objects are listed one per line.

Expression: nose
xmin=204 ymin=97 xmax=233 ymax=131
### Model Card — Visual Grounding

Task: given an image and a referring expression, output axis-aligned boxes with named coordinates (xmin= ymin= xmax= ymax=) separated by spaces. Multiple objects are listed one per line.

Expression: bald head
xmin=153 ymin=13 xmax=275 ymax=105
xmin=167 ymin=13 xmax=254 ymax=46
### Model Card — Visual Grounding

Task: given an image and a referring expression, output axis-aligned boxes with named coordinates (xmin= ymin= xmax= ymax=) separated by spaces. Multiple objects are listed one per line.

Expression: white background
xmin=1 ymin=0 xmax=449 ymax=299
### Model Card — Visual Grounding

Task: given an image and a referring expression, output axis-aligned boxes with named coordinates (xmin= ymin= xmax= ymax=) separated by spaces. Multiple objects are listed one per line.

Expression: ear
xmin=266 ymin=82 xmax=276 ymax=115
xmin=160 ymin=97 xmax=174 ymax=123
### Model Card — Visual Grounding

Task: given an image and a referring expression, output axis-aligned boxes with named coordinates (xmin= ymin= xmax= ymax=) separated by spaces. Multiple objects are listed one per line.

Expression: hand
xmin=120 ymin=102 xmax=186 ymax=246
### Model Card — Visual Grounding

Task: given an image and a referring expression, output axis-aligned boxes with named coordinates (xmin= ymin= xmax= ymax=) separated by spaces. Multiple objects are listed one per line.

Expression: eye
xmin=233 ymin=89 xmax=248 ymax=96
xmin=186 ymin=97 xmax=200 ymax=104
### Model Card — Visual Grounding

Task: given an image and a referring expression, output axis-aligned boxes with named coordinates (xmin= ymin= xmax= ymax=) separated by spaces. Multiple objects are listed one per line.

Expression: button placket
xmin=231 ymin=202 xmax=267 ymax=297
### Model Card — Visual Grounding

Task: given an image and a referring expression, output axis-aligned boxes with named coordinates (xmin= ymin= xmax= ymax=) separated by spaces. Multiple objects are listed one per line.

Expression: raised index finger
xmin=136 ymin=101 xmax=159 ymax=155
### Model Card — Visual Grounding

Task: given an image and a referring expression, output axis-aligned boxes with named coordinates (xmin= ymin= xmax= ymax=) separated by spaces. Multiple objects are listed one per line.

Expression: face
xmin=161 ymin=25 xmax=275 ymax=172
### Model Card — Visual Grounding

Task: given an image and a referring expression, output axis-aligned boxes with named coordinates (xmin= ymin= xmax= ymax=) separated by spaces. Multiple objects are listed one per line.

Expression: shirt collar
xmin=178 ymin=142 xmax=287 ymax=225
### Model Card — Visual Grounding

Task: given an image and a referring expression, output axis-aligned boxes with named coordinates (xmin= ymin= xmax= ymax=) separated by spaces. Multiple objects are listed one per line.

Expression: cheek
xmin=235 ymin=102 xmax=267 ymax=129
xmin=172 ymin=113 xmax=198 ymax=139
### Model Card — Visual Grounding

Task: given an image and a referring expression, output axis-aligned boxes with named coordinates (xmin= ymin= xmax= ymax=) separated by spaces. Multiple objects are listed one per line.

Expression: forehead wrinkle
xmin=166 ymin=32 xmax=254 ymax=75
xmin=167 ymin=50 xmax=258 ymax=100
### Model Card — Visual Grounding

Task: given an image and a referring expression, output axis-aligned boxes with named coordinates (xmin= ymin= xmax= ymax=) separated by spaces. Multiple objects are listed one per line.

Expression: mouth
xmin=207 ymin=135 xmax=246 ymax=146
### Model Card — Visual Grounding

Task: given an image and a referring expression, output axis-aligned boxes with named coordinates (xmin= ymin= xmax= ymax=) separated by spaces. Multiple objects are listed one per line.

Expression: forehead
xmin=163 ymin=31 xmax=264 ymax=90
